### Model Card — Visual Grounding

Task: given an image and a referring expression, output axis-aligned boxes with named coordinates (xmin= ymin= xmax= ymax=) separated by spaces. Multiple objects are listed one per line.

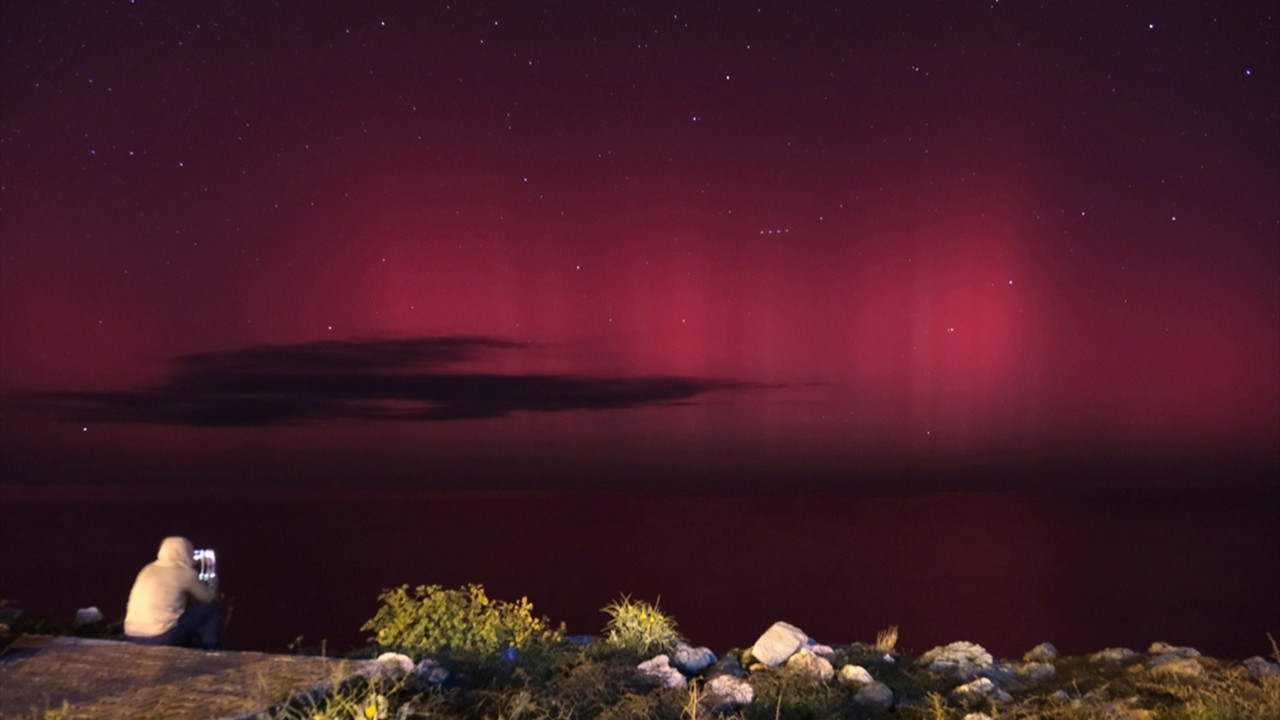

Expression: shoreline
xmin=4 ymin=631 xmax=1278 ymax=720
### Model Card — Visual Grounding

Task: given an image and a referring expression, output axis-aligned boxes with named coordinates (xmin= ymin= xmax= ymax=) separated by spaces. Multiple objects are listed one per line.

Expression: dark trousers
xmin=127 ymin=601 xmax=221 ymax=649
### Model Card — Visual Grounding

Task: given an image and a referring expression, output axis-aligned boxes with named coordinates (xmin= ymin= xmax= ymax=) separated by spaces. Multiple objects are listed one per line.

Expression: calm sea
xmin=2 ymin=485 xmax=1276 ymax=660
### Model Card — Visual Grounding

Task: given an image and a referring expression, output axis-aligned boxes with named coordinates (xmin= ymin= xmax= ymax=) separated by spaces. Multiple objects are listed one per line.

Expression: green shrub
xmin=600 ymin=595 xmax=682 ymax=654
xmin=362 ymin=584 xmax=559 ymax=656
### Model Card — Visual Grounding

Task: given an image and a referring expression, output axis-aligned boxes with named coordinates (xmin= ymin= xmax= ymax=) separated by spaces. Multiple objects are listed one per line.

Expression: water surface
xmin=2 ymin=485 xmax=1276 ymax=659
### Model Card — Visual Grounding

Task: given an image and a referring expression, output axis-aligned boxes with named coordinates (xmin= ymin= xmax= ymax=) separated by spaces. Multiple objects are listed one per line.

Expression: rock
xmin=806 ymin=640 xmax=835 ymax=657
xmin=1147 ymin=642 xmax=1200 ymax=659
xmin=416 ymin=658 xmax=450 ymax=684
xmin=373 ymin=650 xmax=412 ymax=666
xmin=74 ymin=606 xmax=104 ymax=626
xmin=638 ymin=654 xmax=686 ymax=689
xmin=919 ymin=641 xmax=995 ymax=680
xmin=854 ymin=681 xmax=894 ymax=711
xmin=990 ymin=661 xmax=1018 ymax=684
xmin=838 ymin=664 xmax=875 ymax=686
xmin=706 ymin=674 xmax=754 ymax=708
xmin=1067 ymin=696 xmax=1154 ymax=720
xmin=1146 ymin=657 xmax=1206 ymax=679
xmin=365 ymin=652 xmax=415 ymax=680
xmin=751 ymin=621 xmax=808 ymax=667
xmin=1017 ymin=661 xmax=1055 ymax=682
xmin=1244 ymin=656 xmax=1280 ymax=679
xmin=709 ymin=653 xmax=747 ymax=679
xmin=1145 ymin=644 xmax=1204 ymax=680
xmin=0 ymin=606 xmax=25 ymax=634
xmin=672 ymin=641 xmax=716 ymax=674
xmin=374 ymin=651 xmax=413 ymax=667
xmin=785 ymin=650 xmax=834 ymax=682
xmin=1023 ymin=642 xmax=1059 ymax=663
xmin=951 ymin=677 xmax=1013 ymax=704
xmin=1090 ymin=647 xmax=1139 ymax=665
xmin=963 ymin=714 xmax=994 ymax=720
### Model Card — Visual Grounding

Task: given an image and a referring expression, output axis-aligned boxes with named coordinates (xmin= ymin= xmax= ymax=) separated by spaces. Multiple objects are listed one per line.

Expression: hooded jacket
xmin=124 ymin=536 xmax=216 ymax=638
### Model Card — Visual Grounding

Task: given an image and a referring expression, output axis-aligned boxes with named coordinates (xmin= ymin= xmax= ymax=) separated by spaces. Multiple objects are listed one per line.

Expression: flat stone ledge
xmin=0 ymin=635 xmax=372 ymax=720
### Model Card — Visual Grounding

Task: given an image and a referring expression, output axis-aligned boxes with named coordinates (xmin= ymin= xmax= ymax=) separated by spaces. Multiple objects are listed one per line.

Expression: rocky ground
xmin=4 ymin=604 xmax=1278 ymax=720
xmin=266 ymin=622 xmax=1280 ymax=720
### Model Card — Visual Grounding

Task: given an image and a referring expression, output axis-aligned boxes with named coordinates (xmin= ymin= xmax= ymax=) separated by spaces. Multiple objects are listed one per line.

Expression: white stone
xmin=1017 ymin=661 xmax=1055 ymax=682
xmin=1146 ymin=657 xmax=1206 ymax=679
xmin=751 ymin=621 xmax=808 ymax=667
xmin=806 ymin=641 xmax=835 ymax=657
xmin=1090 ymin=647 xmax=1138 ymax=665
xmin=1245 ymin=656 xmax=1280 ymax=679
xmin=953 ymin=677 xmax=996 ymax=697
xmin=706 ymin=674 xmax=754 ymax=707
xmin=838 ymin=664 xmax=874 ymax=686
xmin=785 ymin=649 xmax=834 ymax=682
xmin=919 ymin=641 xmax=994 ymax=680
xmin=990 ymin=661 xmax=1017 ymax=683
xmin=1147 ymin=642 xmax=1200 ymax=658
xmin=1023 ymin=642 xmax=1059 ymax=663
xmin=74 ymin=606 xmax=103 ymax=626
xmin=854 ymin=681 xmax=894 ymax=711
xmin=638 ymin=654 xmax=687 ymax=689
xmin=952 ymin=677 xmax=1012 ymax=703
xmin=963 ymin=714 xmax=994 ymax=720
xmin=672 ymin=641 xmax=716 ymax=674
xmin=366 ymin=652 xmax=414 ymax=679
xmin=374 ymin=653 xmax=414 ymax=670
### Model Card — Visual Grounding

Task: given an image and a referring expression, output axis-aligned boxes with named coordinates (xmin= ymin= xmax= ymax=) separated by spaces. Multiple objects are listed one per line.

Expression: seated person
xmin=124 ymin=536 xmax=220 ymax=649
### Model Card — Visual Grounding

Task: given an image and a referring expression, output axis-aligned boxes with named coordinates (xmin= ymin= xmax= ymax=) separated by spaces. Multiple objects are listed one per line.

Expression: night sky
xmin=2 ymin=1 xmax=1277 ymax=491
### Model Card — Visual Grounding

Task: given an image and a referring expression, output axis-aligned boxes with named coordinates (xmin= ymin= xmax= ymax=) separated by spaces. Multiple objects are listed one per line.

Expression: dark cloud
xmin=35 ymin=336 xmax=768 ymax=426
xmin=171 ymin=336 xmax=522 ymax=375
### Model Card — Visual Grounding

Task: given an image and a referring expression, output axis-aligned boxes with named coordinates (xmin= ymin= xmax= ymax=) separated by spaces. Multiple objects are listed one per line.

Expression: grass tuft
xmin=601 ymin=595 xmax=683 ymax=655
xmin=875 ymin=625 xmax=899 ymax=653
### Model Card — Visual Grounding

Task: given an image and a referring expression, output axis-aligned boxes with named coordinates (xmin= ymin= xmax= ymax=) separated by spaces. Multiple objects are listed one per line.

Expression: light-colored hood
xmin=155 ymin=536 xmax=195 ymax=568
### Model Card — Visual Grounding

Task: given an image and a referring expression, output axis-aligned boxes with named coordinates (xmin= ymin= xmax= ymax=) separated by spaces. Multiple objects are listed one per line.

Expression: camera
xmin=193 ymin=548 xmax=217 ymax=584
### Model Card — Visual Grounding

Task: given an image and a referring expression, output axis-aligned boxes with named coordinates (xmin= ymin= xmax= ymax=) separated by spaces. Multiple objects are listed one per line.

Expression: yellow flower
xmin=362 ymin=693 xmax=388 ymax=720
